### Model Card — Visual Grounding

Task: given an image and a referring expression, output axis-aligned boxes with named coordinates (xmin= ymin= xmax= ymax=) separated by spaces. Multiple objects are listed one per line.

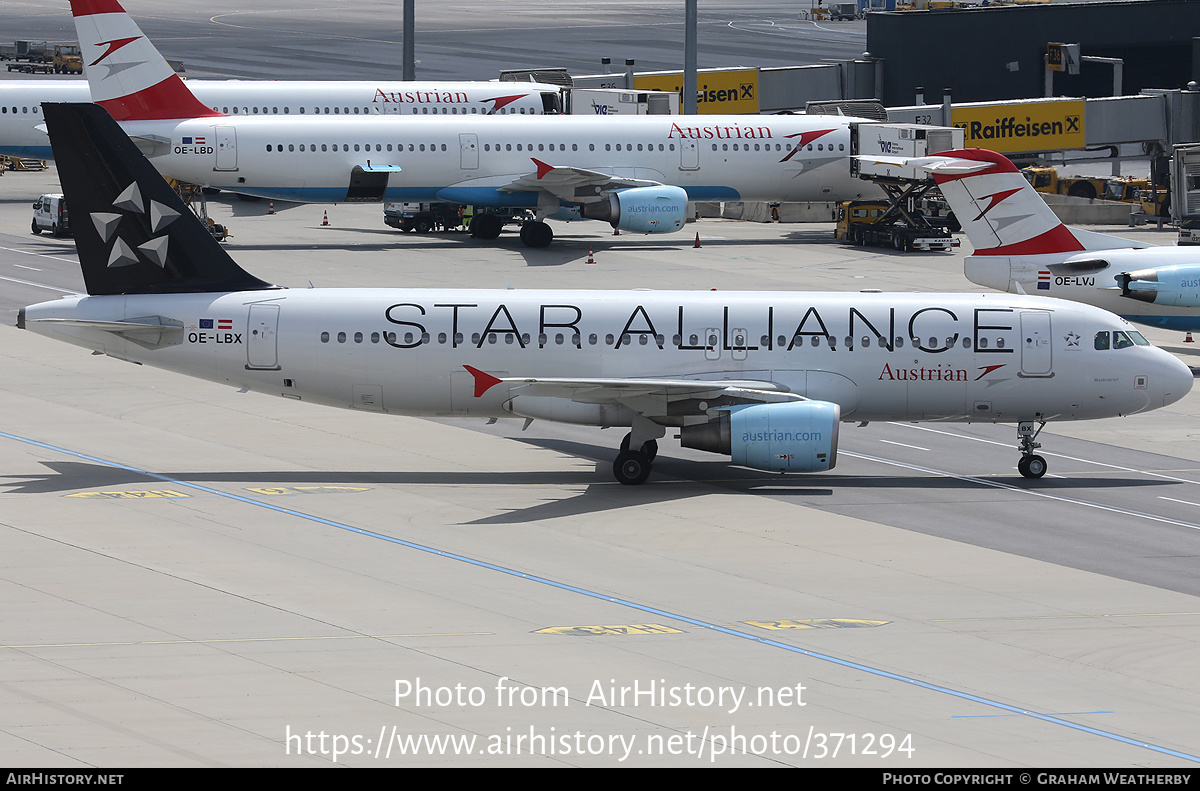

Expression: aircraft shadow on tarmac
xmin=3 ymin=445 xmax=1168 ymax=527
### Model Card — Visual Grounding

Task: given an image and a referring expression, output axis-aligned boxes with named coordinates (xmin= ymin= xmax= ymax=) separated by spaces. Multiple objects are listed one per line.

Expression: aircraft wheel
xmin=31 ymin=220 xmax=41 ymax=235
xmin=521 ymin=221 xmax=553 ymax=248
xmin=1067 ymin=182 xmax=1096 ymax=200
xmin=613 ymin=450 xmax=652 ymax=485
xmin=620 ymin=434 xmax=658 ymax=461
xmin=1018 ymin=455 xmax=1047 ymax=479
xmin=471 ymin=214 xmax=503 ymax=240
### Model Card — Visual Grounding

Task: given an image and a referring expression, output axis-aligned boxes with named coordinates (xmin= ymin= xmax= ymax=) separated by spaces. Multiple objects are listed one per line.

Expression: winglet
xmin=464 ymin=365 xmax=502 ymax=397
xmin=532 ymin=158 xmax=554 ymax=179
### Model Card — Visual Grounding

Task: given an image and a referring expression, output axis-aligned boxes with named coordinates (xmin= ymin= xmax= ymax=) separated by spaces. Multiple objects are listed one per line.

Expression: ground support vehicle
xmin=1022 ymin=166 xmax=1110 ymax=200
xmin=31 ymin=193 xmax=70 ymax=237
xmin=1172 ymin=144 xmax=1200 ymax=245
xmin=835 ymin=176 xmax=960 ymax=252
xmin=53 ymin=44 xmax=83 ymax=74
xmin=169 ymin=181 xmax=229 ymax=242
xmin=383 ymin=202 xmax=467 ymax=234
xmin=7 ymin=61 xmax=52 ymax=73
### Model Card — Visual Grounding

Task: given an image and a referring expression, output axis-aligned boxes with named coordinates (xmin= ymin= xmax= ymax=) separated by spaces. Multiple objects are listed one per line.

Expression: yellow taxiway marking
xmin=65 ymin=486 xmax=371 ymax=499
xmin=4 ymin=632 xmax=491 ymax=649
xmin=534 ymin=624 xmax=684 ymax=636
xmin=746 ymin=619 xmax=889 ymax=630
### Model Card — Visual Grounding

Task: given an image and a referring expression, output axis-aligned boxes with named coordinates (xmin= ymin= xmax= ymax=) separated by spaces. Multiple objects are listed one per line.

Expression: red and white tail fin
xmin=920 ymin=148 xmax=1142 ymax=256
xmin=72 ymin=0 xmax=222 ymax=121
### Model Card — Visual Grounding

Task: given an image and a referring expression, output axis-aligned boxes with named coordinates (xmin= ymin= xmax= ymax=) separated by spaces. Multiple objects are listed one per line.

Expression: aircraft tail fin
xmin=44 ymin=102 xmax=275 ymax=296
xmin=919 ymin=148 xmax=1090 ymax=257
xmin=72 ymin=0 xmax=223 ymax=121
xmin=919 ymin=149 xmax=1151 ymax=257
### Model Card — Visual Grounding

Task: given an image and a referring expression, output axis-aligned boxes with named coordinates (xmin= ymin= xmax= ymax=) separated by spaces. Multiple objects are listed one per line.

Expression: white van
xmin=32 ymin=193 xmax=70 ymax=237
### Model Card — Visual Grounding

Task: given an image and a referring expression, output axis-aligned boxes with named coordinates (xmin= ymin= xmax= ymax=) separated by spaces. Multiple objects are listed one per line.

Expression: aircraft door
xmin=731 ymin=327 xmax=749 ymax=361
xmin=460 ymin=134 xmax=479 ymax=169
xmin=1019 ymin=311 xmax=1053 ymax=377
xmin=246 ymin=302 xmax=280 ymax=370
xmin=347 ymin=166 xmax=389 ymax=202
xmin=680 ymin=140 xmax=699 ymax=171
xmin=214 ymin=126 xmax=237 ymax=171
xmin=704 ymin=327 xmax=721 ymax=361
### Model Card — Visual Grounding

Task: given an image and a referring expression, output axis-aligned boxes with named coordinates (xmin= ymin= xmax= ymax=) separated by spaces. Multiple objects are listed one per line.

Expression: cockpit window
xmin=1113 ymin=331 xmax=1135 ymax=349
xmin=1096 ymin=330 xmax=1150 ymax=350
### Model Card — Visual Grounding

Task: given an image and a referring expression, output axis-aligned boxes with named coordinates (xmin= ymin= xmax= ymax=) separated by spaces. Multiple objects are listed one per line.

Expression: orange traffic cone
xmin=693 ymin=232 xmax=701 ymax=248
xmin=613 ymin=227 xmax=620 ymax=236
xmin=1186 ymin=332 xmax=1194 ymax=343
xmin=586 ymin=247 xmax=595 ymax=264
xmin=321 ymin=210 xmax=330 ymax=227
xmin=268 ymin=199 xmax=275 ymax=215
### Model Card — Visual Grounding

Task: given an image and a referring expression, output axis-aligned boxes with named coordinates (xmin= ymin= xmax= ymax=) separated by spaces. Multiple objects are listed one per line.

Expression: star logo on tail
xmin=91 ymin=181 xmax=181 ymax=269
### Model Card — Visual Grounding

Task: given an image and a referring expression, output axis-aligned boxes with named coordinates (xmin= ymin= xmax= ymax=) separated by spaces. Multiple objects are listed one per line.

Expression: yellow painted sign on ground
xmin=951 ymin=100 xmax=1085 ymax=154
xmin=634 ymin=69 xmax=758 ymax=114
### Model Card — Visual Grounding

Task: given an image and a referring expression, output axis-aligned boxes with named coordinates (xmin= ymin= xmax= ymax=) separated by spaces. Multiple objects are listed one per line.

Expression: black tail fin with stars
xmin=43 ymin=102 xmax=277 ymax=296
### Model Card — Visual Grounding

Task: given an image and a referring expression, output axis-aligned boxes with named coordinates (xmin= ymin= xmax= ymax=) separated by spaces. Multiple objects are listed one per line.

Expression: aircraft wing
xmin=499 ymin=158 xmax=659 ymax=202
xmin=466 ymin=366 xmax=802 ymax=414
xmin=854 ymin=154 xmax=995 ymax=181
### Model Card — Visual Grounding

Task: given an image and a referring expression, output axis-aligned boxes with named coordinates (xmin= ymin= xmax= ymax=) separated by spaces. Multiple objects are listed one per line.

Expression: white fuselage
xmin=120 ymin=113 xmax=872 ymax=206
xmin=967 ymin=246 xmax=1200 ymax=332
xmin=22 ymin=289 xmax=1190 ymax=425
xmin=0 ymin=79 xmax=556 ymax=159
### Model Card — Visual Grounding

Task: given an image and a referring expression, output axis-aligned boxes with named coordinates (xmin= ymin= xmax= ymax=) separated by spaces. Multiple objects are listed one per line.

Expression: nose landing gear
xmin=1017 ymin=420 xmax=1047 ymax=479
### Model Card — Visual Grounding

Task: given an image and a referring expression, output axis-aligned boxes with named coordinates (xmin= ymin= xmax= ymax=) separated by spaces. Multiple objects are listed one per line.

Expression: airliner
xmin=0 ymin=80 xmax=559 ymax=160
xmin=903 ymin=148 xmax=1200 ymax=332
xmin=69 ymin=0 xmax=882 ymax=247
xmin=20 ymin=103 xmax=1193 ymax=483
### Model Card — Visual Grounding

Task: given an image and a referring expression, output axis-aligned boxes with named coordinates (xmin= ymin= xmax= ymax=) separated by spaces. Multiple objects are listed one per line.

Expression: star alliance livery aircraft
xmin=19 ymin=104 xmax=1193 ymax=483
xmin=69 ymin=0 xmax=880 ymax=247
xmin=902 ymin=148 xmax=1200 ymax=332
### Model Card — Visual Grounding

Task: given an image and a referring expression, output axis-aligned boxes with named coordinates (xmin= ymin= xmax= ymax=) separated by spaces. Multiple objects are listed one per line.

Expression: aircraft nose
xmin=1160 ymin=352 xmax=1194 ymax=408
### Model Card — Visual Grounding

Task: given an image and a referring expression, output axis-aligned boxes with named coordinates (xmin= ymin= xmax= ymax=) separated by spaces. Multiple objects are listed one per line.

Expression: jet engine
xmin=580 ymin=186 xmax=687 ymax=234
xmin=680 ymin=401 xmax=840 ymax=473
xmin=1117 ymin=264 xmax=1200 ymax=307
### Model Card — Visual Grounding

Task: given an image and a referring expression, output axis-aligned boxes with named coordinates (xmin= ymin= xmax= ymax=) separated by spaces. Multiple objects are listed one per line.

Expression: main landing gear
xmin=469 ymin=213 xmax=503 ymax=240
xmin=519 ymin=220 xmax=553 ymax=248
xmin=1017 ymin=420 xmax=1048 ymax=479
xmin=612 ymin=428 xmax=662 ymax=486
xmin=614 ymin=436 xmax=659 ymax=485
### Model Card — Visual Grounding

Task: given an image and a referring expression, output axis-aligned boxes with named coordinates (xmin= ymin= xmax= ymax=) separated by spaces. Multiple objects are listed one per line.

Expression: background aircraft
xmin=70 ymin=0 xmax=881 ymax=247
xmin=915 ymin=148 xmax=1200 ymax=332
xmin=20 ymin=103 xmax=1193 ymax=483
xmin=0 ymin=79 xmax=560 ymax=159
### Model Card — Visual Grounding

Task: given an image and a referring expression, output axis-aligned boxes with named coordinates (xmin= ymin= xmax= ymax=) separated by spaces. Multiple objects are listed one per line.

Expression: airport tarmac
xmin=0 ymin=0 xmax=868 ymax=82
xmin=2 ymin=165 xmax=1200 ymax=766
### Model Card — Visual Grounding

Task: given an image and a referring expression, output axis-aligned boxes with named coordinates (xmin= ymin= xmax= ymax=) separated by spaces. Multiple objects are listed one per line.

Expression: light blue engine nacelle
xmin=1117 ymin=264 xmax=1200 ymax=307
xmin=680 ymin=401 xmax=841 ymax=473
xmin=580 ymin=186 xmax=688 ymax=234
